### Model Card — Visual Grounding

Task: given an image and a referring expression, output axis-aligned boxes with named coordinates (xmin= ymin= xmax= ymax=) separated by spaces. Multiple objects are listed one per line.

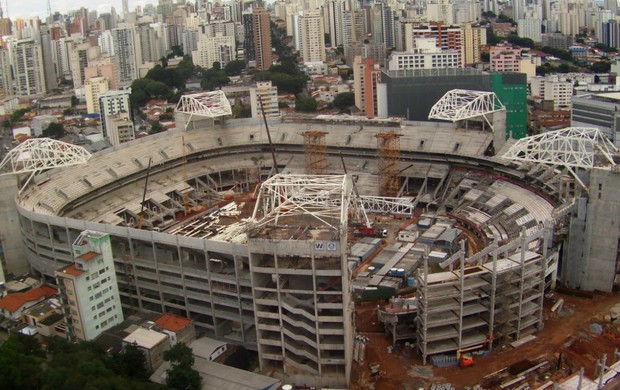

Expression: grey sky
xmin=4 ymin=0 xmax=157 ymax=20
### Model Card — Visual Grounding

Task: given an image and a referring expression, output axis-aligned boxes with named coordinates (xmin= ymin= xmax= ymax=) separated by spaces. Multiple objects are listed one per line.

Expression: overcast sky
xmin=5 ymin=0 xmax=157 ymax=20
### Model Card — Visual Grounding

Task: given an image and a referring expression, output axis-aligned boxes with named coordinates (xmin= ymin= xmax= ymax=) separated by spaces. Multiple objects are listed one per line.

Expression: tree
xmin=333 ymin=92 xmax=355 ymax=112
xmin=164 ymin=343 xmax=201 ymax=390
xmin=0 ymin=335 xmax=44 ymax=390
xmin=43 ymin=122 xmax=65 ymax=139
xmin=149 ymin=121 xmax=165 ymax=134
xmin=224 ymin=60 xmax=246 ymax=76
xmin=112 ymin=345 xmax=150 ymax=380
xmin=295 ymin=96 xmax=318 ymax=112
xmin=590 ymin=61 xmax=611 ymax=73
xmin=71 ymin=95 xmax=79 ymax=107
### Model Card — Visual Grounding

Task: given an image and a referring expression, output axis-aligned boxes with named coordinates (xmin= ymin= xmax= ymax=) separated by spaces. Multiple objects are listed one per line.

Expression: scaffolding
xmin=376 ymin=132 xmax=402 ymax=197
xmin=415 ymin=224 xmax=558 ymax=364
xmin=303 ymin=130 xmax=328 ymax=175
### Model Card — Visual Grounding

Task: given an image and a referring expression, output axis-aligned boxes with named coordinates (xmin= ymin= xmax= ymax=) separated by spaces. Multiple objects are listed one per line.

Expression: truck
xmin=354 ymin=225 xmax=388 ymax=238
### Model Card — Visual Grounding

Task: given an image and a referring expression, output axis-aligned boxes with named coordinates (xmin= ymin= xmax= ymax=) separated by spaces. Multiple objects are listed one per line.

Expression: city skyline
xmin=3 ymin=0 xmax=156 ymax=20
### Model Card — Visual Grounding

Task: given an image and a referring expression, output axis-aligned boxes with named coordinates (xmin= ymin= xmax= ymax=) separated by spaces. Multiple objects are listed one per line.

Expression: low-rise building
xmin=31 ymin=115 xmax=58 ymax=137
xmin=388 ymin=38 xmax=461 ymax=71
xmin=0 ymin=285 xmax=57 ymax=320
xmin=123 ymin=327 xmax=170 ymax=372
xmin=154 ymin=313 xmax=196 ymax=346
xmin=529 ymin=75 xmax=573 ymax=110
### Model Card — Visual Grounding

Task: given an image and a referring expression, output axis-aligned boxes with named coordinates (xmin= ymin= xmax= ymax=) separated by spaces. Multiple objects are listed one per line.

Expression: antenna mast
xmin=47 ymin=0 xmax=53 ymax=18
xmin=0 ymin=2 xmax=3 ymax=19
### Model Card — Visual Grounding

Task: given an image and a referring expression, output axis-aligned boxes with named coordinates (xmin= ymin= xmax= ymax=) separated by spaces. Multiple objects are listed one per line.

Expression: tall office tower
xmin=0 ymin=49 xmax=13 ymax=97
xmin=151 ymin=23 xmax=172 ymax=58
xmin=137 ymin=24 xmax=161 ymax=64
xmin=252 ymin=8 xmax=272 ymax=71
xmin=462 ymin=23 xmax=487 ymax=66
xmin=300 ymin=10 xmax=326 ymax=63
xmin=111 ymin=26 xmax=142 ymax=85
xmin=99 ymin=89 xmax=132 ymax=145
xmin=39 ymin=29 xmax=59 ymax=93
xmin=70 ymin=43 xmax=92 ymax=88
xmin=85 ymin=77 xmax=110 ymax=114
xmin=243 ymin=12 xmax=255 ymax=62
xmin=123 ymin=0 xmax=130 ymax=16
xmin=605 ymin=0 xmax=618 ymax=14
xmin=56 ymin=231 xmax=124 ymax=342
xmin=10 ymin=39 xmax=47 ymax=96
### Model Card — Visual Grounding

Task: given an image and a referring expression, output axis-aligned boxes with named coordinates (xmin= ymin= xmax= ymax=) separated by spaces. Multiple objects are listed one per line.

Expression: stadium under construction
xmin=2 ymin=90 xmax=620 ymax=387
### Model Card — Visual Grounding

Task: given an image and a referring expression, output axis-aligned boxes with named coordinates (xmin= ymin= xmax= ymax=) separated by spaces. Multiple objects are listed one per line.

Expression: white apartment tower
xmin=0 ymin=49 xmax=13 ymax=97
xmin=10 ymin=39 xmax=47 ymax=96
xmin=111 ymin=26 xmax=142 ymax=85
xmin=250 ymin=81 xmax=280 ymax=119
xmin=388 ymin=37 xmax=461 ymax=70
xmin=300 ymin=10 xmax=326 ymax=63
xmin=518 ymin=8 xmax=542 ymax=43
xmin=99 ymin=89 xmax=132 ymax=145
xmin=56 ymin=230 xmax=124 ymax=341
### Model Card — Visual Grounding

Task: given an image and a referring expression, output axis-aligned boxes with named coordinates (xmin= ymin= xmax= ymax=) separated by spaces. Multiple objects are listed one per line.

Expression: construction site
xmin=2 ymin=90 xmax=620 ymax=388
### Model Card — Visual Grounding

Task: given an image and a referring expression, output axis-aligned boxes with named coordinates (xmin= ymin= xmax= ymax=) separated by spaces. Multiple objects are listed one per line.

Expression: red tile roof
xmin=0 ymin=285 xmax=57 ymax=313
xmin=79 ymin=252 xmax=98 ymax=261
xmin=155 ymin=313 xmax=192 ymax=332
xmin=58 ymin=264 xmax=84 ymax=277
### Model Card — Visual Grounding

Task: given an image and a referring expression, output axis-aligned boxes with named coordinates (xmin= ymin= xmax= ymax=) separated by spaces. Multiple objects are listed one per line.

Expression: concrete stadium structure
xmin=4 ymin=101 xmax=620 ymax=386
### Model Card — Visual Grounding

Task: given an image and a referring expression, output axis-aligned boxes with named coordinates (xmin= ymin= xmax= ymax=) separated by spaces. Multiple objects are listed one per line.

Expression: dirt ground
xmin=351 ymin=292 xmax=620 ymax=389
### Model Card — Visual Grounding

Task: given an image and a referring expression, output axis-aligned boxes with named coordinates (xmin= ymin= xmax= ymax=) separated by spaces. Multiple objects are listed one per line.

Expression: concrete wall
xmin=0 ymin=174 xmax=28 ymax=278
xmin=564 ymin=168 xmax=620 ymax=291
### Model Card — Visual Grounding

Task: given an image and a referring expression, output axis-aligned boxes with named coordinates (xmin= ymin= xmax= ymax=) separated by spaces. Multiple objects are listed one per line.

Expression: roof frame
xmin=175 ymin=91 xmax=232 ymax=128
xmin=0 ymin=138 xmax=92 ymax=191
xmin=428 ymin=89 xmax=505 ymax=127
xmin=502 ymin=127 xmax=618 ymax=190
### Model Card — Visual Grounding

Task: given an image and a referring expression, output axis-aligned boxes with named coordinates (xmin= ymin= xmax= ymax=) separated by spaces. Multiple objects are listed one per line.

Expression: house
xmin=190 ymin=337 xmax=228 ymax=362
xmin=0 ymin=285 xmax=57 ymax=319
xmin=122 ymin=326 xmax=170 ymax=372
xmin=154 ymin=313 xmax=196 ymax=346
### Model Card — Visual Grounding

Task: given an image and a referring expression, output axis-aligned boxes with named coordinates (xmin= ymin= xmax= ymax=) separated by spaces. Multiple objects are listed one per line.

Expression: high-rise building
xmin=388 ymin=38 xmax=461 ymax=70
xmin=106 ymin=114 xmax=136 ymax=146
xmin=39 ymin=29 xmax=59 ymax=93
xmin=242 ymin=12 xmax=255 ymax=62
xmin=99 ymin=89 xmax=132 ymax=144
xmin=462 ymin=23 xmax=487 ymax=66
xmin=111 ymin=26 xmax=142 ymax=85
xmin=122 ymin=0 xmax=130 ymax=16
xmin=193 ymin=33 xmax=236 ymax=68
xmin=55 ymin=230 xmax=124 ymax=341
xmin=137 ymin=24 xmax=161 ymax=64
xmin=85 ymin=77 xmax=110 ymax=114
xmin=70 ymin=43 xmax=92 ymax=88
xmin=10 ymin=39 xmax=47 ymax=96
xmin=406 ymin=22 xmax=464 ymax=65
xmin=0 ymin=49 xmax=13 ymax=97
xmin=518 ymin=9 xmax=542 ymax=43
xmin=300 ymin=10 xmax=326 ymax=63
xmin=85 ymin=58 xmax=118 ymax=89
xmin=0 ymin=18 xmax=12 ymax=36
xmin=252 ymin=8 xmax=272 ymax=71
xmin=250 ymin=81 xmax=279 ymax=118
xmin=353 ymin=56 xmax=382 ymax=117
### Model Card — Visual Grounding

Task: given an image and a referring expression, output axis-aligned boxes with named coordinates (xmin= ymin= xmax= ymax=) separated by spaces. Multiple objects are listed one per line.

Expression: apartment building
xmin=529 ymin=75 xmax=573 ymax=110
xmin=353 ymin=56 xmax=382 ymax=117
xmin=388 ymin=38 xmax=461 ymax=70
xmin=252 ymin=8 xmax=272 ymax=71
xmin=300 ymin=10 xmax=326 ymax=64
xmin=56 ymin=230 xmax=124 ymax=341
xmin=99 ymin=89 xmax=132 ymax=143
xmin=250 ymin=81 xmax=280 ymax=119
xmin=10 ymin=39 xmax=47 ymax=96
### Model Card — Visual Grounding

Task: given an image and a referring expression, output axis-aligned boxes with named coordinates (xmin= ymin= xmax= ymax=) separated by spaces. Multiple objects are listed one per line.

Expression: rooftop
xmin=154 ymin=313 xmax=192 ymax=332
xmin=0 ymin=285 xmax=57 ymax=313
xmin=57 ymin=264 xmax=84 ymax=277
xmin=123 ymin=327 xmax=169 ymax=349
xmin=79 ymin=252 xmax=98 ymax=261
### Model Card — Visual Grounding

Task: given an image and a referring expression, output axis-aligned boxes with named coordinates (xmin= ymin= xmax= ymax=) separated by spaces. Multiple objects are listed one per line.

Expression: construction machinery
xmin=340 ymin=154 xmax=388 ymax=238
xmin=137 ymin=157 xmax=153 ymax=229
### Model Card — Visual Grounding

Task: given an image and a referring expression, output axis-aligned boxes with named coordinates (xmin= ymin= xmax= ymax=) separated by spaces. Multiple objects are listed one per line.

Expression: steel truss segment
xmin=428 ymin=89 xmax=506 ymax=122
xmin=252 ymin=174 xmax=351 ymax=231
xmin=0 ymin=138 xmax=92 ymax=175
xmin=359 ymin=195 xmax=416 ymax=216
xmin=175 ymin=90 xmax=232 ymax=118
xmin=502 ymin=127 xmax=618 ymax=169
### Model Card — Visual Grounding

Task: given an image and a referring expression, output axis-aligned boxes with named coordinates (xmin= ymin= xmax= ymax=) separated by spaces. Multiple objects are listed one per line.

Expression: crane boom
xmin=137 ymin=157 xmax=153 ymax=229
xmin=340 ymin=153 xmax=371 ymax=229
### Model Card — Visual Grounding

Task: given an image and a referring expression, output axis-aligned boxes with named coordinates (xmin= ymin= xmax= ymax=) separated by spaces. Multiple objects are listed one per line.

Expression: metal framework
xmin=303 ymin=130 xmax=328 ymax=175
xmin=0 ymin=138 xmax=92 ymax=190
xmin=502 ymin=127 xmax=618 ymax=189
xmin=175 ymin=90 xmax=232 ymax=120
xmin=376 ymin=132 xmax=401 ymax=197
xmin=359 ymin=195 xmax=417 ymax=216
xmin=251 ymin=174 xmax=350 ymax=231
xmin=428 ymin=89 xmax=505 ymax=123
